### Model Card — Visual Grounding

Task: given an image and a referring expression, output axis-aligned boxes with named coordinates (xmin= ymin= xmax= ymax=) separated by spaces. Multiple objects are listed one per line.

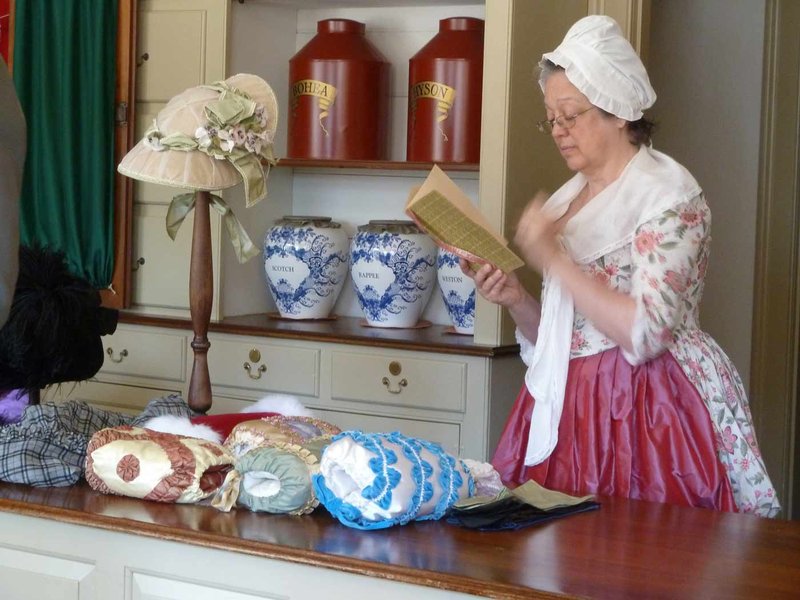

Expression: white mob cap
xmin=539 ymin=15 xmax=656 ymax=121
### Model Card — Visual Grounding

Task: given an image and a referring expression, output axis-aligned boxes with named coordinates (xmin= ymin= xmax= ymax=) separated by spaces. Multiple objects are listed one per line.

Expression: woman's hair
xmin=624 ymin=116 xmax=656 ymax=147
xmin=538 ymin=59 xmax=656 ymax=147
xmin=537 ymin=58 xmax=561 ymax=90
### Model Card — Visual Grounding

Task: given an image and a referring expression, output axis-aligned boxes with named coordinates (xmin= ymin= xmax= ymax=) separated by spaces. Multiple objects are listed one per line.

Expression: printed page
xmin=406 ymin=166 xmax=524 ymax=272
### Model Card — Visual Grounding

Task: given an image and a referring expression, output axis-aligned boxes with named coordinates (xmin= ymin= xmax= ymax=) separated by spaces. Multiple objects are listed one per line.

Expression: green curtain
xmin=13 ymin=0 xmax=118 ymax=288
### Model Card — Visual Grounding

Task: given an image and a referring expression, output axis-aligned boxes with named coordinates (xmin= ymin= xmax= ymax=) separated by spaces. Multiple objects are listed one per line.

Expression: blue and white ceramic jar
xmin=263 ymin=216 xmax=349 ymax=319
xmin=350 ymin=220 xmax=437 ymax=328
xmin=436 ymin=249 xmax=475 ymax=334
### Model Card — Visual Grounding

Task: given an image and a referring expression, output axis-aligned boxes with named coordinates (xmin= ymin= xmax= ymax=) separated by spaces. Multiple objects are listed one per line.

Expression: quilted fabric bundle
xmin=312 ymin=430 xmax=474 ymax=530
xmin=212 ymin=442 xmax=321 ymax=515
xmin=223 ymin=415 xmax=341 ymax=457
xmin=85 ymin=425 xmax=234 ymax=503
xmin=209 ymin=416 xmax=341 ymax=514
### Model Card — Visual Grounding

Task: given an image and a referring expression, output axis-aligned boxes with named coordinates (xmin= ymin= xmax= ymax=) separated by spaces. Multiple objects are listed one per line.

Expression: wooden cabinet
xmin=125 ymin=0 xmax=600 ymax=333
xmin=96 ymin=0 xmax=648 ymax=457
xmin=127 ymin=0 xmax=649 ymax=333
xmin=0 ymin=511 xmax=481 ymax=600
xmin=130 ymin=0 xmax=228 ymax=319
xmin=70 ymin=322 xmax=522 ymax=460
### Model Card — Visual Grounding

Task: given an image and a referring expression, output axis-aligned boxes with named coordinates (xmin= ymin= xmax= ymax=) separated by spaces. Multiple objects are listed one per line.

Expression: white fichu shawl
xmin=522 ymin=145 xmax=702 ymax=466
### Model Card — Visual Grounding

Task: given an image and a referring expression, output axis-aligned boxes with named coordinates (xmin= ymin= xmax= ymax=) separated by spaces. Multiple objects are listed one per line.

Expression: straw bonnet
xmin=540 ymin=15 xmax=656 ymax=121
xmin=118 ymin=73 xmax=279 ymax=261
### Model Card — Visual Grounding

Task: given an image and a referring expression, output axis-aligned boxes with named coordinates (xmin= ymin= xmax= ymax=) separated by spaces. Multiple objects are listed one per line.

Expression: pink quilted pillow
xmin=85 ymin=425 xmax=234 ymax=503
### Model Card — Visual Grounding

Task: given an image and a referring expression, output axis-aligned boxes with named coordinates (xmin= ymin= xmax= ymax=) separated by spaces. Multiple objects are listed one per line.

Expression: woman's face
xmin=543 ymin=71 xmax=626 ymax=175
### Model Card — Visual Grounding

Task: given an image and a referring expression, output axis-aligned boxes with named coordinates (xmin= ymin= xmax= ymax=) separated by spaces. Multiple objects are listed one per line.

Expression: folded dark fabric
xmin=446 ymin=496 xmax=600 ymax=531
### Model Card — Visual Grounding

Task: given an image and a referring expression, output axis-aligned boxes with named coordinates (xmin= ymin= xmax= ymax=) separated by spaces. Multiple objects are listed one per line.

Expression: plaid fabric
xmin=130 ymin=393 xmax=196 ymax=426
xmin=0 ymin=393 xmax=194 ymax=487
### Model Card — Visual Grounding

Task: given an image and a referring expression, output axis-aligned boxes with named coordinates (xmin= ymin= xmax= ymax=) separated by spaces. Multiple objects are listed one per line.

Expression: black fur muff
xmin=0 ymin=245 xmax=118 ymax=391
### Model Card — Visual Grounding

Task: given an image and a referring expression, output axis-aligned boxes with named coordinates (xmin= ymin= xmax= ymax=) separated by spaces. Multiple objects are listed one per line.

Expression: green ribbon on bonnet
xmin=201 ymin=81 xmax=277 ymax=208
xmin=166 ymin=193 xmax=259 ymax=263
xmin=144 ymin=80 xmax=277 ymax=263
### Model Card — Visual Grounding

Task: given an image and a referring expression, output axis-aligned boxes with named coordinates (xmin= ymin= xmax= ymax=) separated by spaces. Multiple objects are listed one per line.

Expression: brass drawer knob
xmin=243 ymin=362 xmax=266 ymax=380
xmin=244 ymin=349 xmax=266 ymax=379
xmin=383 ymin=361 xmax=407 ymax=393
xmin=106 ymin=347 xmax=128 ymax=363
xmin=382 ymin=376 xmax=408 ymax=394
xmin=243 ymin=362 xmax=267 ymax=379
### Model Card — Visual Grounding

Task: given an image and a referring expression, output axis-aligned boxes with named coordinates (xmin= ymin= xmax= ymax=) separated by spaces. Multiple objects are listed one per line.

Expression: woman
xmin=463 ymin=15 xmax=779 ymax=517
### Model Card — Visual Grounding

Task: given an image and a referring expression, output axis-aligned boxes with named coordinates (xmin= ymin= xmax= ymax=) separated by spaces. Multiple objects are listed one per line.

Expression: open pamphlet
xmin=405 ymin=165 xmax=525 ymax=273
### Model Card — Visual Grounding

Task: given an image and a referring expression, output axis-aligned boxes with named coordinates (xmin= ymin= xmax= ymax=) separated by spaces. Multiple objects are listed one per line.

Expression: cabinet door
xmin=0 ymin=545 xmax=97 ymax=600
xmin=132 ymin=0 xmax=229 ymax=318
xmin=135 ymin=0 xmax=229 ymax=166
xmin=130 ymin=204 xmax=221 ymax=316
xmin=137 ymin=0 xmax=227 ymax=103
xmin=588 ymin=0 xmax=650 ymax=57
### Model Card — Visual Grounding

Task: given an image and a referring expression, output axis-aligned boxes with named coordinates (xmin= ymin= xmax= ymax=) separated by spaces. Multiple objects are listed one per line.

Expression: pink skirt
xmin=492 ymin=347 xmax=737 ymax=512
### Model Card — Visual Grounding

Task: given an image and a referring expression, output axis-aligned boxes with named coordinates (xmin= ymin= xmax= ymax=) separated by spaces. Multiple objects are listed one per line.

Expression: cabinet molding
xmin=751 ymin=0 xmax=800 ymax=519
xmin=104 ymin=0 xmax=137 ymax=310
xmin=588 ymin=0 xmax=651 ymax=59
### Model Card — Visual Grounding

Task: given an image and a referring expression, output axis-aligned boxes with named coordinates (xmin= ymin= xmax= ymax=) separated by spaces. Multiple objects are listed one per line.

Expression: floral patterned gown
xmin=492 ymin=193 xmax=781 ymax=518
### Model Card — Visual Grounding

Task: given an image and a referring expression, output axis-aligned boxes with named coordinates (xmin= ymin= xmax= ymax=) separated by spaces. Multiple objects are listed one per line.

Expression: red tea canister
xmin=407 ymin=17 xmax=485 ymax=163
xmin=288 ymin=19 xmax=390 ymax=160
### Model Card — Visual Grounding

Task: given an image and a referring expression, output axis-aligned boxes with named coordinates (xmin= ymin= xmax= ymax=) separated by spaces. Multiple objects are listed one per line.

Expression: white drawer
xmin=207 ymin=338 xmax=319 ymax=397
xmin=66 ymin=381 xmax=181 ymax=415
xmin=312 ymin=408 xmax=462 ymax=457
xmin=98 ymin=328 xmax=186 ymax=382
xmin=330 ymin=351 xmax=466 ymax=414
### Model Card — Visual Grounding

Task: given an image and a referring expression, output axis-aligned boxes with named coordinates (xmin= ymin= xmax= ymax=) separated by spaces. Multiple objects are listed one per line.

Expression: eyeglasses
xmin=536 ymin=106 xmax=596 ymax=134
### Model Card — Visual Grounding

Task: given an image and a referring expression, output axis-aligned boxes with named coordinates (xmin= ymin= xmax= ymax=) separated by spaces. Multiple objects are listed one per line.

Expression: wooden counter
xmin=1 ymin=481 xmax=799 ymax=599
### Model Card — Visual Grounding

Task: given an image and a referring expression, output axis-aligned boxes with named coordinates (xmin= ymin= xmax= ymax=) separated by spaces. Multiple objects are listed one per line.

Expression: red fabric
xmin=0 ymin=0 xmax=9 ymax=64
xmin=492 ymin=347 xmax=737 ymax=513
xmin=190 ymin=412 xmax=280 ymax=440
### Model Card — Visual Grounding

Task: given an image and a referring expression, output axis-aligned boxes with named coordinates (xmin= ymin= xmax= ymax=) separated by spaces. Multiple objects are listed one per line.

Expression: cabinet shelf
xmin=119 ymin=312 xmax=519 ymax=358
xmin=274 ymin=157 xmax=479 ymax=174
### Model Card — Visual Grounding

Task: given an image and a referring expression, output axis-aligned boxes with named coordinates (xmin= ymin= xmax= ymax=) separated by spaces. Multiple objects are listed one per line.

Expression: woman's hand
xmin=513 ymin=193 xmax=562 ymax=274
xmin=459 ymin=259 xmax=542 ymax=341
xmin=459 ymin=260 xmax=525 ymax=309
xmin=511 ymin=193 xmax=637 ymax=352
